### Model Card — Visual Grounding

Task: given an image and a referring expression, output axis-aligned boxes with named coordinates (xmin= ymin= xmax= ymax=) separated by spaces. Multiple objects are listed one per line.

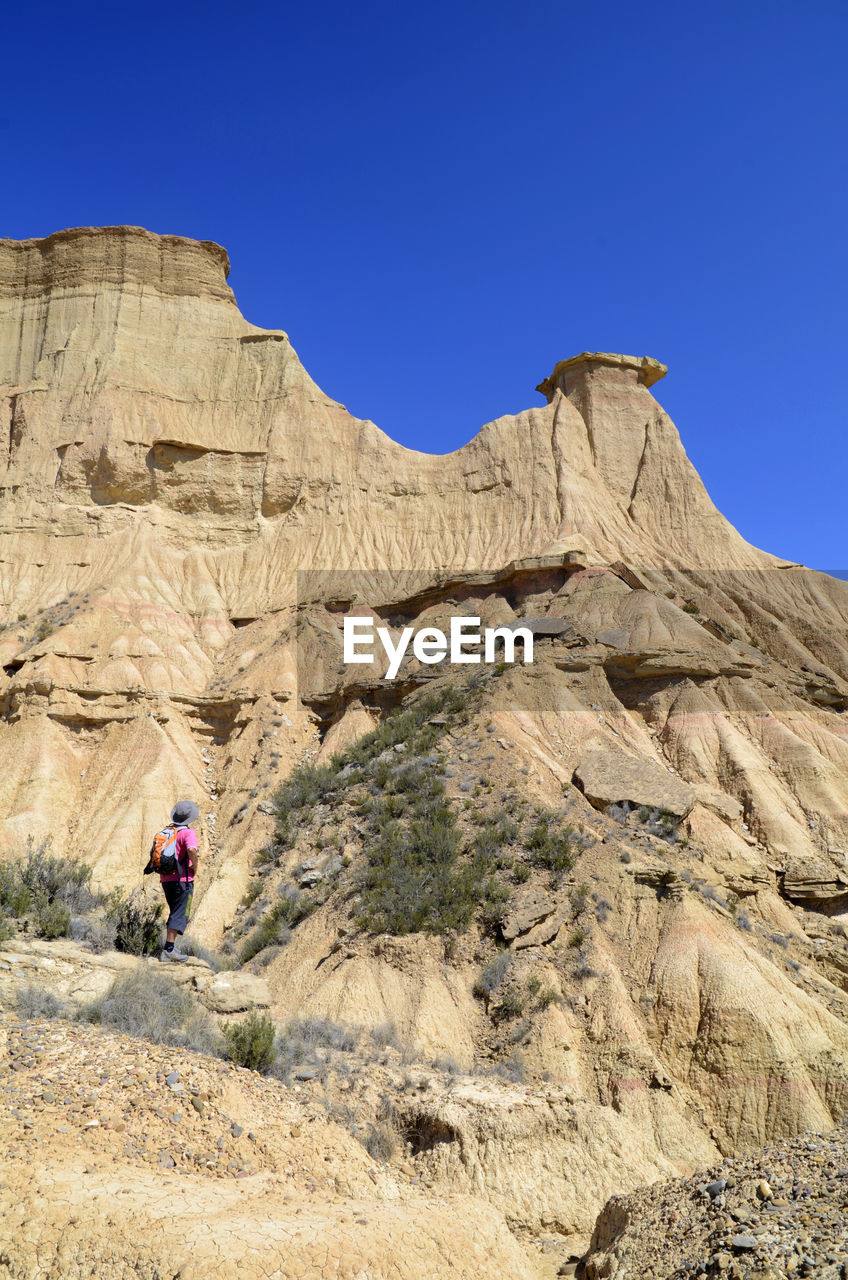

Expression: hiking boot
xmin=160 ymin=946 xmax=188 ymax=963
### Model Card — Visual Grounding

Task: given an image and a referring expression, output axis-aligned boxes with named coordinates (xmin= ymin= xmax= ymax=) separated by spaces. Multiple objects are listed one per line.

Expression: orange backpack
xmin=143 ymin=826 xmax=182 ymax=877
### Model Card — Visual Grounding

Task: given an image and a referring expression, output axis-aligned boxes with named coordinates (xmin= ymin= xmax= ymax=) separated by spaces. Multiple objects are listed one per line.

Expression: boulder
xmin=501 ymin=890 xmax=557 ymax=942
xmin=198 ymin=972 xmax=271 ymax=1013
xmin=573 ymin=747 xmax=696 ymax=817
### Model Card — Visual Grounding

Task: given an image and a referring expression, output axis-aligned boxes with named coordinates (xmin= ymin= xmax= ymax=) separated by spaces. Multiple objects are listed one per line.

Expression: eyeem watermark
xmin=343 ymin=616 xmax=534 ymax=680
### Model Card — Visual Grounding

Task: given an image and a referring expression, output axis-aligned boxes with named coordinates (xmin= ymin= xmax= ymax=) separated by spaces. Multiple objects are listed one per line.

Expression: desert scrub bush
xmin=607 ymin=802 xmax=631 ymax=826
xmin=0 ymin=844 xmax=106 ymax=940
xmin=355 ymin=790 xmax=475 ymax=936
xmin=33 ymin=899 xmax=71 ymax=939
xmin=696 ymin=883 xmax=727 ymax=909
xmin=18 ymin=844 xmax=98 ymax=913
xmin=431 ymin=1053 xmax=461 ymax=1075
xmin=69 ymin=915 xmax=116 ymax=953
xmin=83 ymin=966 xmax=221 ymax=1055
xmin=534 ymin=985 xmax=559 ymax=1010
xmin=493 ymin=984 xmax=527 ymax=1022
xmin=253 ymin=844 xmax=276 ymax=868
xmin=347 ymin=685 xmax=470 ymax=767
xmin=681 ymin=601 xmax=700 ymax=615
xmin=570 ymin=882 xmax=590 ymax=913
xmin=736 ymin=909 xmax=752 ymax=932
xmin=568 ymin=927 xmax=586 ymax=949
xmin=0 ymin=861 xmax=34 ymax=921
xmin=483 ymin=1052 xmax=526 ymax=1083
xmin=222 ymin=1010 xmax=277 ymax=1072
xmin=524 ymin=813 xmax=574 ymax=874
xmin=240 ymin=882 xmax=262 ymax=909
xmin=180 ymin=937 xmax=235 ymax=971
xmin=472 ymin=812 xmax=518 ymax=861
xmin=593 ymin=896 xmax=612 ymax=924
xmin=619 ymin=849 xmax=633 ymax=864
xmin=269 ymin=683 xmax=471 ymax=860
xmin=271 ymin=1017 xmax=360 ymax=1084
xmin=14 ymin=981 xmax=67 ymax=1020
xmin=477 ymin=873 xmax=510 ymax=934
xmin=109 ymin=890 xmax=163 ymax=956
xmin=370 ymin=1020 xmax=406 ymax=1052
xmin=239 ymin=889 xmax=316 ymax=963
xmin=360 ymin=1117 xmax=400 ymax=1162
xmin=512 ymin=862 xmax=531 ymax=884
xmin=272 ymin=762 xmax=341 ymax=850
xmin=473 ymin=950 xmax=511 ymax=1003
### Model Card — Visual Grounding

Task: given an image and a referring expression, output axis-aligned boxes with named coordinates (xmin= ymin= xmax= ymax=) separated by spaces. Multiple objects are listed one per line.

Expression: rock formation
xmin=3 ymin=225 xmax=848 ymax=1279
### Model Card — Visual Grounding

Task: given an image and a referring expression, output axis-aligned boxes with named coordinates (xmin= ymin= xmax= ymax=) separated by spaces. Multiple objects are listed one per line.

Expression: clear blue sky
xmin=3 ymin=1 xmax=846 ymax=568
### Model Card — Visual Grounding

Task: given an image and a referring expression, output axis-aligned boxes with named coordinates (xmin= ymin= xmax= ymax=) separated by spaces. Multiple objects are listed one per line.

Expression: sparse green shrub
xmin=513 ymin=863 xmax=531 ymax=884
xmin=493 ymin=985 xmax=527 ymax=1022
xmin=33 ymin=899 xmax=71 ymax=939
xmin=525 ymin=813 xmax=574 ymax=874
xmin=0 ymin=846 xmax=109 ymax=941
xmin=109 ymin=891 xmax=163 ymax=956
xmin=477 ymin=874 xmax=510 ymax=934
xmin=19 ymin=844 xmax=98 ymax=913
xmin=240 ymin=882 xmax=262 ymax=909
xmin=239 ymin=890 xmax=315 ymax=963
xmin=356 ymin=797 xmax=474 ymax=936
xmin=222 ymin=1011 xmax=277 ymax=1073
xmin=568 ymin=927 xmax=586 ymax=949
xmin=535 ymin=986 xmax=559 ymax=1010
xmin=682 ymin=602 xmax=700 ymax=615
xmin=571 ymin=883 xmax=590 ymax=913
xmin=0 ymin=862 xmax=32 ymax=918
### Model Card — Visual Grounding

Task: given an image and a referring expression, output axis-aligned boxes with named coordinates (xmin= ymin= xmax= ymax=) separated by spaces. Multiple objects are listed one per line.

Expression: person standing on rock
xmin=144 ymin=800 xmax=200 ymax=962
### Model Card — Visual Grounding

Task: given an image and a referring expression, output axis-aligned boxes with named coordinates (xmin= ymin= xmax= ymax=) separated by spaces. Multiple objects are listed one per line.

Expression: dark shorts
xmin=161 ymin=880 xmax=194 ymax=934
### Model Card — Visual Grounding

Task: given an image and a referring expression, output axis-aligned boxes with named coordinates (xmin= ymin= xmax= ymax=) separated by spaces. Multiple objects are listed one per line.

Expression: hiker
xmin=144 ymin=800 xmax=199 ymax=962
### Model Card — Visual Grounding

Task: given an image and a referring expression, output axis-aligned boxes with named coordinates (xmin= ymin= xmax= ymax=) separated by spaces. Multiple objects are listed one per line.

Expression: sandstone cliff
xmin=3 ymin=226 xmax=848 ymax=1279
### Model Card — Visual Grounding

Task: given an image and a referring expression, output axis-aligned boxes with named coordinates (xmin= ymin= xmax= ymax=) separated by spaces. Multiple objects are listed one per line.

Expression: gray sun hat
xmin=170 ymin=800 xmax=199 ymax=827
